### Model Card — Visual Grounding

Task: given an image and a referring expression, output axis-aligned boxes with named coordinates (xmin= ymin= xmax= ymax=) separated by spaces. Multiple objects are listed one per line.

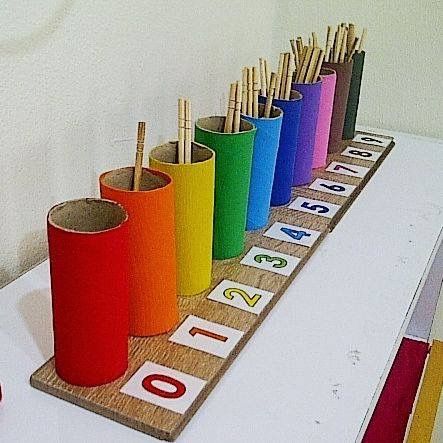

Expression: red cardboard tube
xmin=47 ymin=198 xmax=130 ymax=387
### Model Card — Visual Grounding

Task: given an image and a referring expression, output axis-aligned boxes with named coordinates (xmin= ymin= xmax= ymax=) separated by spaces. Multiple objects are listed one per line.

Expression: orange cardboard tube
xmin=100 ymin=167 xmax=179 ymax=336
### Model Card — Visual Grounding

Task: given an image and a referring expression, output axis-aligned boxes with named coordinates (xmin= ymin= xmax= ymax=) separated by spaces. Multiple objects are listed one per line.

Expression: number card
xmin=341 ymin=146 xmax=382 ymax=162
xmin=240 ymin=246 xmax=301 ymax=276
xmin=169 ymin=315 xmax=244 ymax=358
xmin=288 ymin=197 xmax=341 ymax=219
xmin=309 ymin=178 xmax=356 ymax=197
xmin=326 ymin=161 xmax=370 ymax=178
xmin=353 ymin=133 xmax=391 ymax=148
xmin=207 ymin=279 xmax=274 ymax=315
xmin=120 ymin=361 xmax=206 ymax=414
xmin=264 ymin=222 xmax=321 ymax=247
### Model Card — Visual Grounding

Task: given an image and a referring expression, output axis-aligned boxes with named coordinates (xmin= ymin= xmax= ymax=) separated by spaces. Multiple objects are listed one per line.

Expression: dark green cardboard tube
xmin=195 ymin=116 xmax=256 ymax=259
xmin=343 ymin=51 xmax=366 ymax=140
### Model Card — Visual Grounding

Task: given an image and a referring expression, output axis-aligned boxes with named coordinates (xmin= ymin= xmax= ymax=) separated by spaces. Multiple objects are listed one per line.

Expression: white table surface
xmin=1 ymin=128 xmax=442 ymax=443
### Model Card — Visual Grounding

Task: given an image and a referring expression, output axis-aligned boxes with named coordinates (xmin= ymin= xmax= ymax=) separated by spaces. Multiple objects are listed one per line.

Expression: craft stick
xmin=233 ymin=81 xmax=242 ymax=132
xmin=264 ymin=72 xmax=277 ymax=118
xmin=297 ymin=45 xmax=312 ymax=83
xmin=347 ymin=37 xmax=359 ymax=61
xmin=264 ymin=59 xmax=270 ymax=94
xmin=339 ymin=28 xmax=348 ymax=63
xmin=178 ymin=98 xmax=185 ymax=164
xmin=295 ymin=45 xmax=307 ymax=82
xmin=133 ymin=122 xmax=146 ymax=191
xmin=290 ymin=39 xmax=299 ymax=70
xmin=280 ymin=52 xmax=289 ymax=98
xmin=224 ymin=83 xmax=236 ymax=133
xmin=241 ymin=67 xmax=248 ymax=113
xmin=312 ymin=32 xmax=318 ymax=48
xmin=358 ymin=27 xmax=367 ymax=52
xmin=259 ymin=58 xmax=266 ymax=96
xmin=184 ymin=99 xmax=192 ymax=163
xmin=296 ymin=37 xmax=303 ymax=65
xmin=348 ymin=23 xmax=355 ymax=54
xmin=305 ymin=47 xmax=320 ymax=83
xmin=247 ymin=67 xmax=253 ymax=116
xmin=284 ymin=52 xmax=295 ymax=99
xmin=275 ymin=53 xmax=285 ymax=99
xmin=311 ymin=49 xmax=324 ymax=83
xmin=333 ymin=26 xmax=342 ymax=62
xmin=252 ymin=66 xmax=259 ymax=117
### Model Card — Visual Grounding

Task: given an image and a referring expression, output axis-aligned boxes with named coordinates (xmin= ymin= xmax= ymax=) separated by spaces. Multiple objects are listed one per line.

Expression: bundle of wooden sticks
xmin=324 ymin=23 xmax=367 ymax=63
xmin=178 ymin=98 xmax=192 ymax=163
xmin=290 ymin=36 xmax=324 ymax=84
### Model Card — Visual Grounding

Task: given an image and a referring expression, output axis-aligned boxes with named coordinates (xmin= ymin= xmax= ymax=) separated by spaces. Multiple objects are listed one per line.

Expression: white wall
xmin=1 ymin=0 xmax=442 ymax=287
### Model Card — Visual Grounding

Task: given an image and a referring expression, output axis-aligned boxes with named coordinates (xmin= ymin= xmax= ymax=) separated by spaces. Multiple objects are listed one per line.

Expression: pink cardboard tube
xmin=312 ymin=68 xmax=336 ymax=168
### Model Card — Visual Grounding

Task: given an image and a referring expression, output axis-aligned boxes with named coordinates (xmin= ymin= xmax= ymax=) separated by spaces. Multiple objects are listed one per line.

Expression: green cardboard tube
xmin=343 ymin=51 xmax=366 ymax=140
xmin=195 ymin=116 xmax=256 ymax=259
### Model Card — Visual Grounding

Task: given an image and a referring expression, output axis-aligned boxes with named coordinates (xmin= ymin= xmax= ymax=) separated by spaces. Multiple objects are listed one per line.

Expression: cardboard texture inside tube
xmin=101 ymin=167 xmax=167 ymax=191
xmin=151 ymin=141 xmax=213 ymax=165
xmin=48 ymin=199 xmax=127 ymax=233
xmin=197 ymin=116 xmax=254 ymax=134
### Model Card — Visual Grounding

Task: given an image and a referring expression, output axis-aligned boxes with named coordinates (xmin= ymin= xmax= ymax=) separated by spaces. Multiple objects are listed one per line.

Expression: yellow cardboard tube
xmin=149 ymin=141 xmax=215 ymax=296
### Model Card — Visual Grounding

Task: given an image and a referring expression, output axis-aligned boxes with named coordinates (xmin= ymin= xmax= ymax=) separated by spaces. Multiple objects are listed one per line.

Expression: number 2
xmin=301 ymin=201 xmax=330 ymax=214
xmin=254 ymin=254 xmax=288 ymax=268
xmin=223 ymin=288 xmax=261 ymax=307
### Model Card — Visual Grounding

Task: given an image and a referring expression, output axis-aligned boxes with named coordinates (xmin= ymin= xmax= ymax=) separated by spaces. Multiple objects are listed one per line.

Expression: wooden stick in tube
xmin=264 ymin=59 xmax=270 ymax=94
xmin=312 ymin=32 xmax=318 ymax=47
xmin=241 ymin=67 xmax=248 ymax=113
xmin=280 ymin=52 xmax=289 ymax=98
xmin=133 ymin=121 xmax=146 ymax=191
xmin=233 ymin=81 xmax=242 ymax=132
xmin=339 ymin=28 xmax=348 ymax=63
xmin=348 ymin=23 xmax=355 ymax=54
xmin=284 ymin=52 xmax=295 ymax=99
xmin=263 ymin=72 xmax=277 ymax=118
xmin=275 ymin=53 xmax=285 ymax=99
xmin=358 ymin=27 xmax=367 ymax=52
xmin=252 ymin=66 xmax=259 ymax=117
xmin=178 ymin=98 xmax=185 ymax=164
xmin=224 ymin=82 xmax=236 ymax=133
xmin=290 ymin=39 xmax=299 ymax=69
xmin=305 ymin=47 xmax=320 ymax=83
xmin=347 ymin=37 xmax=359 ymax=61
xmin=311 ymin=49 xmax=324 ymax=83
xmin=297 ymin=45 xmax=312 ymax=82
xmin=259 ymin=58 xmax=266 ymax=96
xmin=325 ymin=25 xmax=332 ymax=62
xmin=247 ymin=67 xmax=253 ymax=116
xmin=184 ymin=99 xmax=192 ymax=163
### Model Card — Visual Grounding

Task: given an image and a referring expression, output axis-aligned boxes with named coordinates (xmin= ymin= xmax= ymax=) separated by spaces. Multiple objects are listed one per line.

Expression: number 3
xmin=223 ymin=288 xmax=261 ymax=307
xmin=254 ymin=254 xmax=288 ymax=268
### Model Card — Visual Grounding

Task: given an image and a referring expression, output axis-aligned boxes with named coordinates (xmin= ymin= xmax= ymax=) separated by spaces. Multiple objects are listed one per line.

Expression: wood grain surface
xmin=31 ymin=131 xmax=395 ymax=441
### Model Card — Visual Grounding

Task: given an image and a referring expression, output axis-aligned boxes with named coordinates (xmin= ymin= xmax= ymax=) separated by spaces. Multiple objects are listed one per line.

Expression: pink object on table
xmin=312 ymin=68 xmax=336 ymax=169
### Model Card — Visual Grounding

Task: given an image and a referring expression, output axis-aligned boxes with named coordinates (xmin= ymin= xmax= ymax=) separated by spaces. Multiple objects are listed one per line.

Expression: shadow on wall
xmin=18 ymin=289 xmax=53 ymax=360
xmin=20 ymin=229 xmax=48 ymax=277
xmin=0 ymin=0 xmax=75 ymax=55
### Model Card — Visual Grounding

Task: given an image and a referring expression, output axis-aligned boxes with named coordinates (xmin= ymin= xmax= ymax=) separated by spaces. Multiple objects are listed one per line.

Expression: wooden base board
xmin=31 ymin=131 xmax=395 ymax=441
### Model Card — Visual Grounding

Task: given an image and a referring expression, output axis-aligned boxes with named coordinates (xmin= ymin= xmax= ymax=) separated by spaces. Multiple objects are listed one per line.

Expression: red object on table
xmin=47 ymin=199 xmax=130 ymax=387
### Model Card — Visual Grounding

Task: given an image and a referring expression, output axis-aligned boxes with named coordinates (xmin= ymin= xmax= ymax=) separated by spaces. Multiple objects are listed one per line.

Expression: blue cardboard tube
xmin=259 ymin=90 xmax=302 ymax=206
xmin=242 ymin=104 xmax=283 ymax=230
xmin=291 ymin=80 xmax=322 ymax=186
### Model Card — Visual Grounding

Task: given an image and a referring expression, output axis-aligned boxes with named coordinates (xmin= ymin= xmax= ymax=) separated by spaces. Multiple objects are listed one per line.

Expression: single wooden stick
xmin=252 ymin=66 xmax=259 ymax=117
xmin=348 ymin=23 xmax=355 ymax=54
xmin=297 ymin=45 xmax=312 ymax=83
xmin=284 ymin=52 xmax=295 ymax=99
xmin=296 ymin=37 xmax=303 ymax=65
xmin=275 ymin=53 xmax=285 ymax=99
xmin=347 ymin=37 xmax=359 ymax=61
xmin=259 ymin=58 xmax=266 ymax=96
xmin=358 ymin=27 xmax=367 ymax=52
xmin=312 ymin=32 xmax=318 ymax=47
xmin=133 ymin=122 xmax=146 ymax=191
xmin=224 ymin=82 xmax=236 ymax=133
xmin=290 ymin=38 xmax=299 ymax=71
xmin=305 ymin=47 xmax=320 ymax=83
xmin=339 ymin=28 xmax=348 ymax=63
xmin=280 ymin=52 xmax=289 ymax=98
xmin=241 ymin=67 xmax=248 ymax=113
xmin=311 ymin=49 xmax=324 ymax=83
xmin=333 ymin=26 xmax=342 ymax=62
xmin=264 ymin=59 xmax=270 ymax=94
xmin=178 ymin=98 xmax=185 ymax=164
xmin=233 ymin=81 xmax=242 ymax=132
xmin=264 ymin=72 xmax=277 ymax=118
xmin=184 ymin=99 xmax=192 ymax=163
xmin=325 ymin=25 xmax=332 ymax=62
xmin=247 ymin=67 xmax=253 ymax=116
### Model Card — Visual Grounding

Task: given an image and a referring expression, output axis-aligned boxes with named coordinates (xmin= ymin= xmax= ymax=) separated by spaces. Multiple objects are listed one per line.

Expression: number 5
xmin=301 ymin=201 xmax=330 ymax=214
